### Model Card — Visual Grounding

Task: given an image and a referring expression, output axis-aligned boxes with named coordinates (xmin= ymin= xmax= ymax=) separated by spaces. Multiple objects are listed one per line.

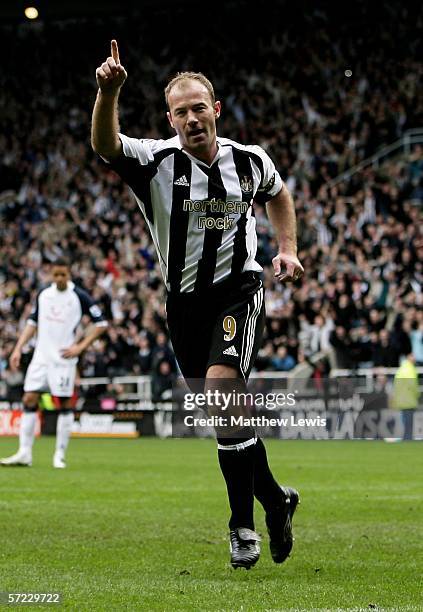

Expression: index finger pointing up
xmin=111 ymin=39 xmax=120 ymax=64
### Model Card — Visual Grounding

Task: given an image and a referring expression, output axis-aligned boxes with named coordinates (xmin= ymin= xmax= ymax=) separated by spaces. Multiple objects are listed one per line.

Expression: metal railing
xmin=79 ymin=375 xmax=152 ymax=401
xmin=73 ymin=367 xmax=423 ymax=406
xmin=327 ymin=127 xmax=423 ymax=188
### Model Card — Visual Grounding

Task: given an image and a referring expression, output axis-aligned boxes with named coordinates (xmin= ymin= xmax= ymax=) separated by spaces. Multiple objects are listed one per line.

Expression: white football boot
xmin=53 ymin=452 xmax=66 ymax=469
xmin=0 ymin=450 xmax=32 ymax=467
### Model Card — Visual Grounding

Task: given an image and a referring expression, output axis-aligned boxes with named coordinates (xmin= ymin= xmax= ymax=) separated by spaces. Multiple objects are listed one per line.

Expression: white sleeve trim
xmin=267 ymin=174 xmax=284 ymax=199
xmin=118 ymin=133 xmax=155 ymax=165
xmin=248 ymin=145 xmax=283 ymax=198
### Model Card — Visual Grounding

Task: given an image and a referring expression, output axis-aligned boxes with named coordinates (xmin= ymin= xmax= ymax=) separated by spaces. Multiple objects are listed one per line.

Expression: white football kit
xmin=24 ymin=281 xmax=107 ymax=397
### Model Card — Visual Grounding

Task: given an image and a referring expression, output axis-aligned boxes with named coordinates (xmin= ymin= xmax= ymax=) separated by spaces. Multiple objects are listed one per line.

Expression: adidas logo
xmin=223 ymin=345 xmax=239 ymax=357
xmin=174 ymin=175 xmax=190 ymax=187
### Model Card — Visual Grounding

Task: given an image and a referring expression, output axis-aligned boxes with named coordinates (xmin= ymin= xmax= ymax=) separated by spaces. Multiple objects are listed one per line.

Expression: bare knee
xmin=206 ymin=364 xmax=239 ymax=380
xmin=22 ymin=392 xmax=40 ymax=410
xmin=205 ymin=364 xmax=251 ymax=436
xmin=56 ymin=397 xmax=74 ymax=412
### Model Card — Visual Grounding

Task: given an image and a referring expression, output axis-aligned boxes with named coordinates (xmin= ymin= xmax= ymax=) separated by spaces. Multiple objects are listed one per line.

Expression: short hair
xmin=164 ymin=72 xmax=215 ymax=109
xmin=52 ymin=257 xmax=70 ymax=269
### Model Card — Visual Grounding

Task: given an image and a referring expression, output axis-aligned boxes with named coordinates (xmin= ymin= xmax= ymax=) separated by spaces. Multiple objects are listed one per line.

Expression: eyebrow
xmin=174 ymin=102 xmax=207 ymax=112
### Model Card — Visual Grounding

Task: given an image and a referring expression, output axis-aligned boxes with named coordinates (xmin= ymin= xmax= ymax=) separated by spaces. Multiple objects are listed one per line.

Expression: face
xmin=167 ymin=79 xmax=221 ymax=163
xmin=52 ymin=265 xmax=70 ymax=291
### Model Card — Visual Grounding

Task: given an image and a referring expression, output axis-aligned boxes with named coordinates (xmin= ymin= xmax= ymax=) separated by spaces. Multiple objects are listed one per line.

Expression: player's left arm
xmin=61 ymin=288 xmax=108 ymax=359
xmin=251 ymin=144 xmax=304 ymax=283
xmin=61 ymin=324 xmax=108 ymax=359
xmin=266 ymin=183 xmax=304 ymax=283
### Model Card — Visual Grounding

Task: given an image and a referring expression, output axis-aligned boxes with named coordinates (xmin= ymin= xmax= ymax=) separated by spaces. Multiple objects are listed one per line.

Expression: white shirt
xmin=28 ymin=281 xmax=107 ymax=364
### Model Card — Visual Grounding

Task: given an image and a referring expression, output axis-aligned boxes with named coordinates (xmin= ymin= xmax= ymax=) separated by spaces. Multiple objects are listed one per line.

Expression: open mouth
xmin=189 ymin=128 xmax=205 ymax=137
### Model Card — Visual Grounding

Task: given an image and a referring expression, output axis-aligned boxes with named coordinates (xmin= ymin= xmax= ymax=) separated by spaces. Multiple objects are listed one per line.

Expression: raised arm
xmin=266 ymin=183 xmax=304 ymax=283
xmin=91 ymin=39 xmax=127 ymax=160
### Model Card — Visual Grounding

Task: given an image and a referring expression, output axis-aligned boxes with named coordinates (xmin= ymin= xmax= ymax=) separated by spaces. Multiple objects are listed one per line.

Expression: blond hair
xmin=164 ymin=72 xmax=215 ymax=108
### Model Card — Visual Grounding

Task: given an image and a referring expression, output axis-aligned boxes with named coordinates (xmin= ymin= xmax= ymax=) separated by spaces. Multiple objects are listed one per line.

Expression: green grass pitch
xmin=0 ymin=437 xmax=421 ymax=611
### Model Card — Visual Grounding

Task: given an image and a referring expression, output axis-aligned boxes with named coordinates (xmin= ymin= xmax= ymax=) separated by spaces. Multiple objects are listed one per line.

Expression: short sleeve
xmin=118 ymin=134 xmax=159 ymax=166
xmin=104 ymin=134 xmax=167 ymax=201
xmin=74 ymin=287 xmax=107 ymax=327
xmin=248 ymin=145 xmax=283 ymax=204
xmin=27 ymin=290 xmax=42 ymax=326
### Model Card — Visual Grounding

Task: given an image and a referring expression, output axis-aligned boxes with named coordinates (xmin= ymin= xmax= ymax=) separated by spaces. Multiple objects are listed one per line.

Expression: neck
xmin=185 ymin=140 xmax=218 ymax=166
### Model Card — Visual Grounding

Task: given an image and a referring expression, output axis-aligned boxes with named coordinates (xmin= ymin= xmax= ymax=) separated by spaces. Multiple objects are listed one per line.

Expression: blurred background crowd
xmin=0 ymin=0 xmax=422 ymax=390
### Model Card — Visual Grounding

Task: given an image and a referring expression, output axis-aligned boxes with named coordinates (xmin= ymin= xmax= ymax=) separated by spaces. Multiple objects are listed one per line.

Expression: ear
xmin=214 ymin=100 xmax=221 ymax=119
xmin=167 ymin=111 xmax=175 ymax=130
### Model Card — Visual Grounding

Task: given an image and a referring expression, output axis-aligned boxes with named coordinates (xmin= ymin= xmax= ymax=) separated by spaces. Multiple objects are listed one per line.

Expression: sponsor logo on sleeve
xmin=89 ymin=304 xmax=102 ymax=318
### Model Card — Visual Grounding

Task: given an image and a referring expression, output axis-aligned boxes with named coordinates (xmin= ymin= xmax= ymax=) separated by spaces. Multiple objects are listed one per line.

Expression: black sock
xmin=217 ymin=437 xmax=255 ymax=530
xmin=23 ymin=404 xmax=38 ymax=413
xmin=253 ymin=437 xmax=283 ymax=512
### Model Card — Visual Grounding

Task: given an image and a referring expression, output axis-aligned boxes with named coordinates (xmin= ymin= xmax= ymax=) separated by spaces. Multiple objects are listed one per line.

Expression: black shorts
xmin=166 ymin=272 xmax=265 ymax=382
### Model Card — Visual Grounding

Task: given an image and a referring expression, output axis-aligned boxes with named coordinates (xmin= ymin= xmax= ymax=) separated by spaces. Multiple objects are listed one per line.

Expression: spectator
xmin=329 ymin=326 xmax=354 ymax=369
xmin=372 ymin=329 xmax=399 ymax=368
xmin=390 ymin=354 xmax=420 ymax=440
xmin=271 ymin=346 xmax=296 ymax=372
xmin=152 ymin=360 xmax=176 ymax=403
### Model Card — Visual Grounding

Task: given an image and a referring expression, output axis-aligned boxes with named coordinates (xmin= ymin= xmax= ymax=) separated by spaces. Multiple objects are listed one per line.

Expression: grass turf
xmin=0 ymin=437 xmax=421 ymax=611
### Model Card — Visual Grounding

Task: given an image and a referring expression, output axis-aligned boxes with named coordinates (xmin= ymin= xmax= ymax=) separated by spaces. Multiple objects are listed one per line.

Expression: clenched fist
xmin=96 ymin=39 xmax=127 ymax=93
xmin=272 ymin=252 xmax=304 ymax=283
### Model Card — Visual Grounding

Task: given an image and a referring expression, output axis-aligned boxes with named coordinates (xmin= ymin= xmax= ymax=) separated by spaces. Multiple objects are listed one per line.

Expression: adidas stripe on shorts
xmin=166 ymin=272 xmax=265 ymax=383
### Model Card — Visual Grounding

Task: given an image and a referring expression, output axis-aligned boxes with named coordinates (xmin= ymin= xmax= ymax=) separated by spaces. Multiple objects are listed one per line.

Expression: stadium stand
xmin=0 ymin=0 xmax=422 ymax=390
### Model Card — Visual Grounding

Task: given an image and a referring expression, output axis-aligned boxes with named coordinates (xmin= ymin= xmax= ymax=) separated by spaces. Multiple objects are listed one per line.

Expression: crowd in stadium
xmin=0 ymin=0 xmax=422 ymax=390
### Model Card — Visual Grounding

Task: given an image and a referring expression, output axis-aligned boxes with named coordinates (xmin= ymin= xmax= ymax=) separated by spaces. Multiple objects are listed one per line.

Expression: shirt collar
xmin=180 ymin=138 xmax=221 ymax=168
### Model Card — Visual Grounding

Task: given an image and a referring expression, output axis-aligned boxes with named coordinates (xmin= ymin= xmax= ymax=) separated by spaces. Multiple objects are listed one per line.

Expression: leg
xmin=19 ymin=392 xmax=40 ymax=457
xmin=208 ymin=363 xmax=256 ymax=530
xmin=54 ymin=397 xmax=75 ymax=468
xmin=208 ymin=279 xmax=282 ymax=514
xmin=48 ymin=363 xmax=77 ymax=468
xmin=208 ymin=277 xmax=299 ymax=565
xmin=206 ymin=363 xmax=260 ymax=569
xmin=402 ymin=409 xmax=414 ymax=441
xmin=254 ymin=437 xmax=288 ymax=510
xmin=167 ymin=276 xmax=262 ymax=567
xmin=0 ymin=392 xmax=40 ymax=466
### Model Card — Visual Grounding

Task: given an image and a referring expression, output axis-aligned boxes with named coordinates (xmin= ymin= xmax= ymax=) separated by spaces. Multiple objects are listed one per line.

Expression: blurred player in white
xmin=0 ymin=259 xmax=108 ymax=468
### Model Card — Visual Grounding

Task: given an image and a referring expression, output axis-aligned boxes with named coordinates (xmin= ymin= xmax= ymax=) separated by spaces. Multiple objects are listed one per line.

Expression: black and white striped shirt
xmin=109 ymin=134 xmax=283 ymax=293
